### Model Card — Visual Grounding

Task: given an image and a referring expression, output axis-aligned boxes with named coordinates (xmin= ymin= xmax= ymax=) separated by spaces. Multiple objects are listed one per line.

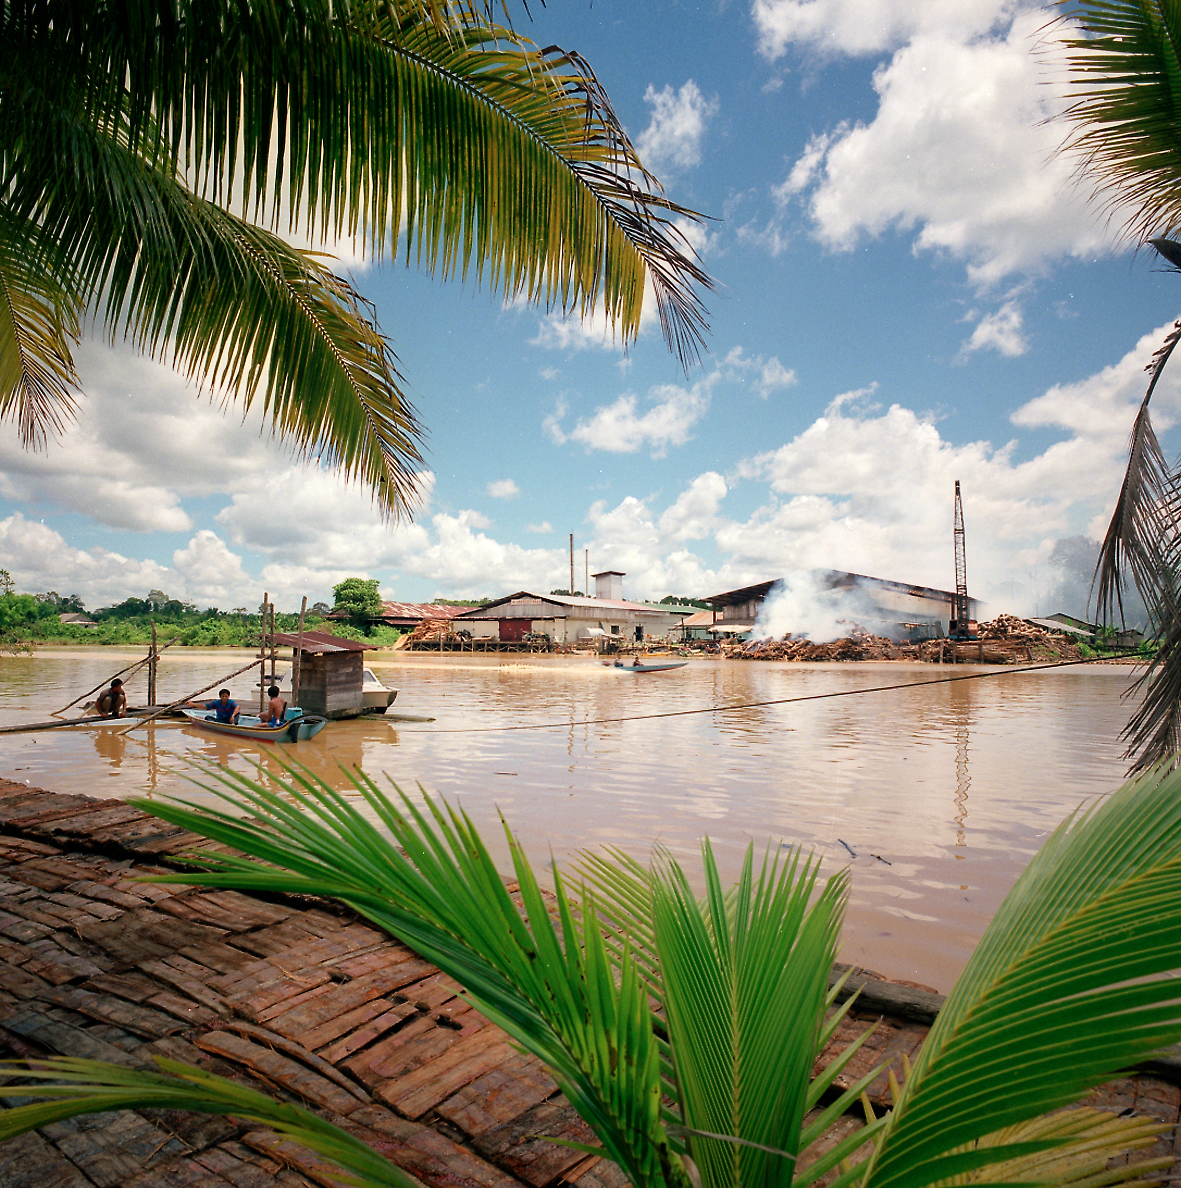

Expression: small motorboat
xmin=180 ymin=707 xmax=328 ymax=742
xmin=361 ymin=667 xmax=398 ymax=712
xmin=602 ymin=659 xmax=688 ymax=673
xmin=269 ymin=668 xmax=397 ymax=713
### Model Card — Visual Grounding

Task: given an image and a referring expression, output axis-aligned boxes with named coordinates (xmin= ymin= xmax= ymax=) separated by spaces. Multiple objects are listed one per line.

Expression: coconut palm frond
xmin=863 ymin=764 xmax=1181 ymax=1188
xmin=0 ymin=211 xmax=82 ymax=450
xmin=1057 ymin=0 xmax=1181 ymax=240
xmin=0 ymin=1054 xmax=422 ymax=1188
xmin=127 ymin=765 xmax=691 ymax=1188
xmin=648 ymin=842 xmax=857 ymax=1188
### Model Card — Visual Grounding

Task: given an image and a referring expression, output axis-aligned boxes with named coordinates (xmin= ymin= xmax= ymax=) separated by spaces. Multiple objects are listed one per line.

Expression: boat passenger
xmin=633 ymin=656 xmax=643 ymax=667
xmin=96 ymin=679 xmax=127 ymax=718
xmin=264 ymin=685 xmax=288 ymax=726
xmin=202 ymin=689 xmax=240 ymax=724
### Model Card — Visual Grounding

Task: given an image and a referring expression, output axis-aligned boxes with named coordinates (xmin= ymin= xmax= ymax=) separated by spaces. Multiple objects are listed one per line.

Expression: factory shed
xmin=454 ymin=573 xmax=685 ymax=643
xmin=703 ymin=571 xmax=981 ymax=641
xmin=270 ymin=630 xmax=371 ymax=718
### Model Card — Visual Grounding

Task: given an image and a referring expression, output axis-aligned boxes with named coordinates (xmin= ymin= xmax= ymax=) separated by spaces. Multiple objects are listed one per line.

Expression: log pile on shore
xmin=732 ymin=629 xmax=906 ymax=662
xmin=395 ymin=618 xmax=455 ymax=648
xmin=731 ymin=616 xmax=1087 ymax=664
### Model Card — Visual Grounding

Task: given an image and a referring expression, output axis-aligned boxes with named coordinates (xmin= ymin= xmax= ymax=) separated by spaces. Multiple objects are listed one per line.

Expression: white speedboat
xmin=265 ymin=666 xmax=397 ymax=713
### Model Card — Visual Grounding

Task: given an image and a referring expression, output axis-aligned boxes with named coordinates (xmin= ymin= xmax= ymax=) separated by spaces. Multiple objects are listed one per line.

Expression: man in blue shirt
xmin=203 ymin=689 xmax=240 ymax=724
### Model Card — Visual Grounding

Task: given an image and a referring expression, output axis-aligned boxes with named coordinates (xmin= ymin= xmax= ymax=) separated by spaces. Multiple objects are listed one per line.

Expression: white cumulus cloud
xmin=636 ymin=80 xmax=719 ymax=173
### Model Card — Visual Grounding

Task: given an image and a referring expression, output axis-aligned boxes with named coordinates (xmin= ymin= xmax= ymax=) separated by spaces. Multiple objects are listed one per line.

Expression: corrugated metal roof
xmin=378 ymin=602 xmax=467 ymax=620
xmin=270 ymin=630 xmax=371 ymax=653
xmin=454 ymin=591 xmax=681 ymax=618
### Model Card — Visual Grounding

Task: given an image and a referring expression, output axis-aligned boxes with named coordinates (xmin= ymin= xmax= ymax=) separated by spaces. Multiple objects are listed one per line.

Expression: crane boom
xmin=950 ymin=480 xmax=975 ymax=638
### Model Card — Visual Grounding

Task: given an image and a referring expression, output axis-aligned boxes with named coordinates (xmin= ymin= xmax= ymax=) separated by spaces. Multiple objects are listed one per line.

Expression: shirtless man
xmin=263 ymin=685 xmax=287 ymax=726
xmin=95 ymin=679 xmax=127 ymax=718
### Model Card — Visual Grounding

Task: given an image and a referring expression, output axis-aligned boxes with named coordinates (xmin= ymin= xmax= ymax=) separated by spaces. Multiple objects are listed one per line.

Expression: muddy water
xmin=0 ymin=648 xmax=1138 ymax=993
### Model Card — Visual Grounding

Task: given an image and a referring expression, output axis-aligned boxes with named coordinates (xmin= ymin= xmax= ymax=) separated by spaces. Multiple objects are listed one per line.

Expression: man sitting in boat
xmin=95 ymin=679 xmax=126 ymax=718
xmin=263 ymin=685 xmax=288 ymax=727
xmin=200 ymin=689 xmax=240 ymax=725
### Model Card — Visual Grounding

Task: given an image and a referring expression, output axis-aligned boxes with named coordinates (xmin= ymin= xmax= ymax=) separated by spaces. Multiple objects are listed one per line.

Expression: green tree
xmin=1058 ymin=1 xmax=1181 ymax=769
xmin=4 ymin=763 xmax=1181 ymax=1188
xmin=1 ymin=0 xmax=710 ymax=519
xmin=332 ymin=576 xmax=383 ymax=632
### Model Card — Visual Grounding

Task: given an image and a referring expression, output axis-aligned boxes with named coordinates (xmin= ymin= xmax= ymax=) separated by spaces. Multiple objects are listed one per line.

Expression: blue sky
xmin=4 ymin=0 xmax=1181 ymax=617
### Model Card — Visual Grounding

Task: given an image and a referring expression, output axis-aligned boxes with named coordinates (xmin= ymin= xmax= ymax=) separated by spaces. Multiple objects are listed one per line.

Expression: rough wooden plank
xmin=22 ymin=940 xmax=106 ymax=984
xmin=43 ymin=1110 xmax=189 ymax=1188
xmin=66 ymin=878 xmax=154 ymax=909
xmin=145 ymin=989 xmax=218 ymax=1026
xmin=377 ymin=1025 xmax=514 ymax=1119
xmin=399 ymin=970 xmax=465 ymax=1012
xmin=561 ymin=1155 xmax=630 ymax=1188
xmin=85 ymin=971 xmax=164 ymax=1003
xmin=298 ymin=997 xmax=417 ymax=1053
xmin=436 ymin=1053 xmax=558 ymax=1138
xmin=193 ymin=1141 xmax=315 ymax=1188
xmin=341 ymin=1015 xmax=451 ymax=1088
xmin=41 ymin=986 xmax=185 ymax=1038
xmin=260 ymin=958 xmax=436 ymax=1035
xmin=0 ymin=959 xmax=51 ymax=999
xmin=327 ymin=942 xmax=422 ymax=980
xmin=195 ymin=1030 xmax=368 ymax=1116
xmin=345 ymin=1104 xmax=528 ymax=1188
xmin=14 ymin=856 xmax=109 ymax=890
xmin=318 ymin=1004 xmax=419 ymax=1065
xmin=46 ymin=890 xmax=125 ymax=919
xmin=474 ymin=1099 xmax=596 ymax=1187
xmin=139 ymin=956 xmax=230 ymax=1016
xmin=0 ymin=1127 xmax=97 ymax=1188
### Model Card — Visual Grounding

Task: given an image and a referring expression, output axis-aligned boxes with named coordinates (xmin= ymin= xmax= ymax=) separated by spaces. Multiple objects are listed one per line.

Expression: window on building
xmin=611 ymin=625 xmax=620 ymax=634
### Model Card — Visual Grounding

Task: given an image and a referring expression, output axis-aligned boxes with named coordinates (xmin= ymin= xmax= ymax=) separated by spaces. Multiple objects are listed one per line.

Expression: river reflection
xmin=0 ymin=648 xmax=1137 ymax=992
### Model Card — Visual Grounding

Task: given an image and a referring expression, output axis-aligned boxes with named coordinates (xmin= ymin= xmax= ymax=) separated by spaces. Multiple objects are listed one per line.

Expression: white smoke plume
xmin=752 ymin=572 xmax=890 ymax=642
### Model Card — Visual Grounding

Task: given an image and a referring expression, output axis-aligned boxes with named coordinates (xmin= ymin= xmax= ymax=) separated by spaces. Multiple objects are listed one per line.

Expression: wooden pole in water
xmin=269 ymin=602 xmax=277 ymax=697
xmin=292 ymin=596 xmax=307 ymax=707
xmin=259 ymin=593 xmax=269 ymax=714
xmin=54 ymin=637 xmax=182 ymax=716
xmin=118 ymin=656 xmax=269 ymax=734
xmin=148 ymin=620 xmax=158 ymax=707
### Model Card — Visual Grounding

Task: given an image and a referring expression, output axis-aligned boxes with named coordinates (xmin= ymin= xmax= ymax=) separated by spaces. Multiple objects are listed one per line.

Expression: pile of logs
xmin=731 ymin=616 xmax=1086 ymax=664
xmin=733 ymin=629 xmax=906 ymax=662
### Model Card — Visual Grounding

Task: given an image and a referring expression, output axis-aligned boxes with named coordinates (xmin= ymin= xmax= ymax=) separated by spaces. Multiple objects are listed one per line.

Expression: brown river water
xmin=0 ymin=648 xmax=1140 ymax=994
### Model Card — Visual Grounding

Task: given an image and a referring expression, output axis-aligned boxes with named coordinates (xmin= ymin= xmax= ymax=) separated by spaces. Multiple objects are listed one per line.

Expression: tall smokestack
xmin=569 ymin=533 xmax=574 ymax=596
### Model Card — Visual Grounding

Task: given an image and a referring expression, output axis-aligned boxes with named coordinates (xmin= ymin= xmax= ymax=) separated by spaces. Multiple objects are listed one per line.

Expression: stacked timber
xmin=733 ymin=630 xmax=906 ymax=662
xmin=731 ymin=616 xmax=1087 ymax=664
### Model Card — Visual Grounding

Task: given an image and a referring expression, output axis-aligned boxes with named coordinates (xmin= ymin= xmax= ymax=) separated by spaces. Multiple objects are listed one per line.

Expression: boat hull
xmin=180 ymin=708 xmax=328 ymax=742
xmin=602 ymin=661 xmax=688 ymax=673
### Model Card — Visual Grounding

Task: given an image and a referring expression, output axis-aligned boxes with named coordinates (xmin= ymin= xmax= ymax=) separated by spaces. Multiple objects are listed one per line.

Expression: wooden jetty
xmin=0 ymin=778 xmax=1178 ymax=1187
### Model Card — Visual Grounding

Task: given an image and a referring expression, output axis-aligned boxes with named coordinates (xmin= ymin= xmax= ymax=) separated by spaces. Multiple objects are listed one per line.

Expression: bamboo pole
xmin=117 ymin=657 xmax=267 ymax=734
xmin=292 ymin=596 xmax=307 ymax=705
xmin=269 ymin=601 xmax=277 ymax=703
xmin=54 ymin=636 xmax=182 ymax=715
xmin=259 ymin=593 xmax=269 ymax=714
xmin=148 ymin=620 xmax=158 ymax=707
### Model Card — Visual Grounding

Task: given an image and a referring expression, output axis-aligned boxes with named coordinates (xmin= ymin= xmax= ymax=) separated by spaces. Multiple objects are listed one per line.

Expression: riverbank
xmin=0 ymin=777 xmax=1178 ymax=1186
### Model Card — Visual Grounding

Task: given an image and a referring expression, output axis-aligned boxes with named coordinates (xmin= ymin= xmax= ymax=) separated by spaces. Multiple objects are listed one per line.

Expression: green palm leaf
xmin=1058 ymin=0 xmax=1181 ymax=239
xmin=0 ymin=1054 xmax=422 ymax=1188
xmin=864 ymin=764 xmax=1181 ymax=1188
xmin=0 ymin=0 xmax=711 ymax=507
xmin=126 ymin=764 xmax=692 ymax=1188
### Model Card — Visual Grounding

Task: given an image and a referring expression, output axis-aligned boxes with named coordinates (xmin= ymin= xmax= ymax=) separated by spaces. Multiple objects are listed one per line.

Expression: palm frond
xmin=0 ymin=1054 xmax=422 ymax=1188
xmin=0 ymin=210 xmax=82 ymax=449
xmin=126 ymin=764 xmax=692 ymax=1188
xmin=863 ymin=763 xmax=1181 ymax=1188
xmin=1057 ymin=0 xmax=1181 ymax=240
xmin=650 ymin=842 xmax=848 ymax=1188
xmin=4 ymin=0 xmax=712 ymax=368
xmin=4 ymin=106 xmax=425 ymax=515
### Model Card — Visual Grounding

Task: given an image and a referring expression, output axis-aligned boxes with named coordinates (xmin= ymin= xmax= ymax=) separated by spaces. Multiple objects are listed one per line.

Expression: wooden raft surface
xmin=0 ymin=777 xmax=1177 ymax=1188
